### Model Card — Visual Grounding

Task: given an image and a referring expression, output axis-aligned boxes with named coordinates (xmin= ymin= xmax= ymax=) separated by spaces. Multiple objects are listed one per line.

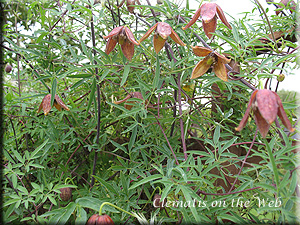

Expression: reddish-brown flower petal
xmin=55 ymin=94 xmax=70 ymax=111
xmin=274 ymin=92 xmax=295 ymax=132
xmin=105 ymin=37 xmax=118 ymax=55
xmin=169 ymin=27 xmax=186 ymax=46
xmin=153 ymin=34 xmax=166 ymax=54
xmin=213 ymin=60 xmax=228 ymax=81
xmin=53 ymin=101 xmax=62 ymax=111
xmin=156 ymin=22 xmax=172 ymax=39
xmin=97 ymin=214 xmax=114 ymax=225
xmin=191 ymin=46 xmax=212 ymax=57
xmin=202 ymin=16 xmax=217 ymax=39
xmin=42 ymin=94 xmax=52 ymax=116
xmin=37 ymin=101 xmax=43 ymax=114
xmin=254 ymin=109 xmax=270 ymax=138
xmin=126 ymin=0 xmax=135 ymax=13
xmin=121 ymin=40 xmax=135 ymax=61
xmin=103 ymin=26 xmax=123 ymax=39
xmin=86 ymin=214 xmax=99 ymax=225
xmin=191 ymin=55 xmax=214 ymax=79
xmin=124 ymin=26 xmax=139 ymax=45
xmin=215 ymin=52 xmax=231 ymax=64
xmin=235 ymin=90 xmax=258 ymax=132
xmin=216 ymin=4 xmax=232 ymax=29
xmin=182 ymin=7 xmax=201 ymax=30
xmin=255 ymin=89 xmax=278 ymax=124
xmin=200 ymin=2 xmax=217 ymax=23
xmin=139 ymin=23 xmax=158 ymax=43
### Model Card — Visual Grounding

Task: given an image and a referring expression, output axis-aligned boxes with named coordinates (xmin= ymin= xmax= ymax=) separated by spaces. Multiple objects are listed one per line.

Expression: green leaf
xmin=75 ymin=206 xmax=87 ymax=225
xmin=76 ymin=197 xmax=119 ymax=213
xmin=29 ymin=139 xmax=49 ymax=160
xmin=129 ymin=174 xmax=162 ymax=190
xmin=57 ymin=202 xmax=76 ymax=225
xmin=109 ymin=140 xmax=127 ymax=153
xmin=213 ymin=125 xmax=220 ymax=146
xmin=232 ymin=24 xmax=240 ymax=44
xmin=36 ymin=31 xmax=49 ymax=43
xmin=51 ymin=78 xmax=57 ymax=107
xmin=86 ymin=78 xmax=96 ymax=117
xmin=120 ymin=64 xmax=130 ymax=86
xmin=128 ymin=125 xmax=137 ymax=151
xmin=3 ymin=198 xmax=20 ymax=207
xmin=13 ymin=150 xmax=24 ymax=163
xmin=180 ymin=185 xmax=200 ymax=222
xmin=93 ymin=175 xmax=118 ymax=196
xmin=264 ymin=139 xmax=279 ymax=193
xmin=48 ymin=195 xmax=57 ymax=206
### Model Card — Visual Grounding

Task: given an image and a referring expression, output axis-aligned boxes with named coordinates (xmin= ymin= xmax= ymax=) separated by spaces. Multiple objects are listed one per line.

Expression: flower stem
xmin=99 ymin=202 xmax=136 ymax=218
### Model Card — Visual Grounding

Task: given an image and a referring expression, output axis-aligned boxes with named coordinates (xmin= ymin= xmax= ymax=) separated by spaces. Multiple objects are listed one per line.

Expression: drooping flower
xmin=86 ymin=214 xmax=114 ymax=225
xmin=182 ymin=2 xmax=232 ymax=39
xmin=235 ymin=89 xmax=295 ymax=138
xmin=138 ymin=22 xmax=186 ymax=54
xmin=190 ymin=46 xmax=230 ymax=81
xmin=103 ymin=26 xmax=139 ymax=61
xmin=37 ymin=94 xmax=70 ymax=116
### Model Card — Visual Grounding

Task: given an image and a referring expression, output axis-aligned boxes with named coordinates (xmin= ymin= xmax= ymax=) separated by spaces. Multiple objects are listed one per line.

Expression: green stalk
xmin=99 ymin=202 xmax=136 ymax=218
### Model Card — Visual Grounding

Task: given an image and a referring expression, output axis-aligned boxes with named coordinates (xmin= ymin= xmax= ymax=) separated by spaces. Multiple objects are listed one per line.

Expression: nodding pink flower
xmin=139 ymin=22 xmax=186 ymax=54
xmin=86 ymin=214 xmax=114 ymax=225
xmin=182 ymin=2 xmax=232 ymax=39
xmin=190 ymin=46 xmax=231 ymax=81
xmin=37 ymin=94 xmax=69 ymax=116
xmin=103 ymin=26 xmax=139 ymax=61
xmin=235 ymin=89 xmax=295 ymax=138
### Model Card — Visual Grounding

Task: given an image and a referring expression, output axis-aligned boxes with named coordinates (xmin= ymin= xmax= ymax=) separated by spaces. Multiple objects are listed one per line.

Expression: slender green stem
xmin=99 ymin=202 xmax=136 ymax=218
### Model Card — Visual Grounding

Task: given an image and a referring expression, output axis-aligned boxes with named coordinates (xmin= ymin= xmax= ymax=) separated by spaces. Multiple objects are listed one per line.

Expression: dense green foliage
xmin=2 ymin=0 xmax=299 ymax=224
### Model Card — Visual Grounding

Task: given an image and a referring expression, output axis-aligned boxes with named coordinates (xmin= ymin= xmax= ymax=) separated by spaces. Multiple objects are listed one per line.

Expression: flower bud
xmin=277 ymin=74 xmax=285 ymax=82
xmin=60 ymin=187 xmax=72 ymax=201
xmin=5 ymin=64 xmax=12 ymax=73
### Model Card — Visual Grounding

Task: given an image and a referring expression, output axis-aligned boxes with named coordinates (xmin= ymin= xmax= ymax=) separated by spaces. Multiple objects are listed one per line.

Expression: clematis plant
xmin=103 ymin=26 xmax=139 ymax=61
xmin=190 ymin=46 xmax=230 ymax=81
xmin=37 ymin=94 xmax=70 ymax=116
xmin=182 ymin=2 xmax=232 ymax=39
xmin=138 ymin=22 xmax=186 ymax=54
xmin=235 ymin=89 xmax=295 ymax=138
